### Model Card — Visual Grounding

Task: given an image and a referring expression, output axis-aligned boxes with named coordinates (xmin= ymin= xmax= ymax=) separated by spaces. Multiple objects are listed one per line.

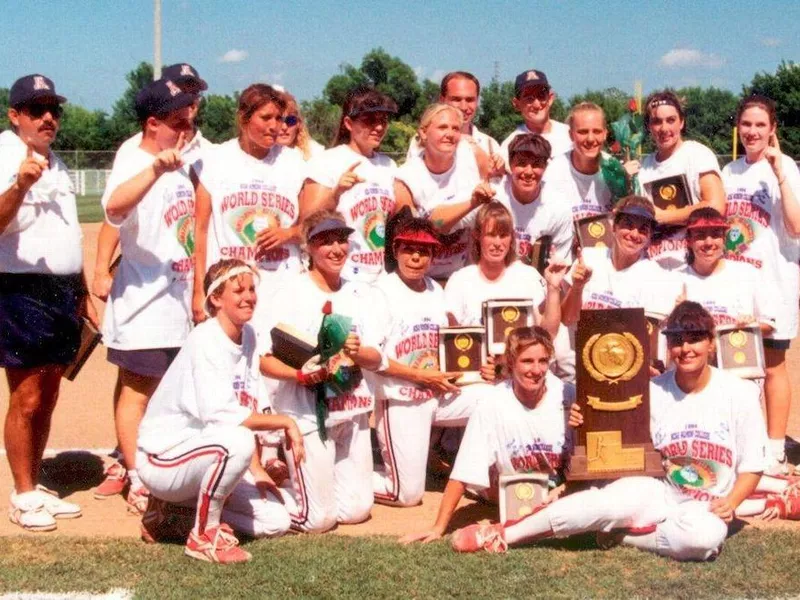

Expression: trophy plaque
xmin=438 ymin=326 xmax=486 ymax=385
xmin=645 ymin=174 xmax=693 ymax=212
xmin=498 ymin=473 xmax=549 ymax=525
xmin=715 ymin=324 xmax=765 ymax=379
xmin=568 ymin=307 xmax=662 ymax=481
xmin=529 ymin=235 xmax=552 ymax=275
xmin=575 ymin=213 xmax=614 ymax=249
xmin=482 ymin=299 xmax=535 ymax=356
xmin=63 ymin=318 xmax=103 ymax=381
xmin=271 ymin=323 xmax=318 ymax=369
xmin=645 ymin=312 xmax=666 ymax=373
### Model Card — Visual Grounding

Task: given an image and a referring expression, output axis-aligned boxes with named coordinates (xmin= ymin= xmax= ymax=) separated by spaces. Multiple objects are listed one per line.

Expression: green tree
xmin=567 ymin=87 xmax=630 ymax=127
xmin=198 ymin=94 xmax=237 ymax=143
xmin=106 ymin=62 xmax=153 ymax=148
xmin=53 ymin=105 xmax=109 ymax=151
xmin=677 ymin=86 xmax=739 ymax=156
xmin=0 ymin=88 xmax=9 ymax=131
xmin=476 ymin=79 xmax=521 ymax=142
xmin=746 ymin=61 xmax=800 ymax=158
xmin=302 ymin=97 xmax=340 ymax=147
xmin=411 ymin=79 xmax=440 ymax=121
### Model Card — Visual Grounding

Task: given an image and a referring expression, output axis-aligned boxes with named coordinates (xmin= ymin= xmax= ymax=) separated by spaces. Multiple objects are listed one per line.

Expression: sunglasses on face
xmin=520 ymin=87 xmax=550 ymax=103
xmin=666 ymin=331 xmax=711 ymax=346
xmin=283 ymin=115 xmax=299 ymax=127
xmin=25 ymin=103 xmax=63 ymax=119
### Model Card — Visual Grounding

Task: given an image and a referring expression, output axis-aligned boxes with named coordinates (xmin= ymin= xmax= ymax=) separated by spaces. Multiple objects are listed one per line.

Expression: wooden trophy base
xmin=567 ymin=434 xmax=664 ymax=481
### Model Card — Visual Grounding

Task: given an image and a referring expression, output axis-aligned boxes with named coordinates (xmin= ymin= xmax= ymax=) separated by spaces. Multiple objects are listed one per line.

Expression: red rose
xmin=610 ymin=141 xmax=622 ymax=153
xmin=628 ymin=98 xmax=638 ymax=112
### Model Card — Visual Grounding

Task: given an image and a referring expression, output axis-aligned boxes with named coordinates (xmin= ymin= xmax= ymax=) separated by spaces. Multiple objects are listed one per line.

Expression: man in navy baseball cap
xmin=9 ymin=74 xmax=67 ymax=109
xmin=161 ymin=63 xmax=208 ymax=94
xmin=134 ymin=78 xmax=197 ymax=124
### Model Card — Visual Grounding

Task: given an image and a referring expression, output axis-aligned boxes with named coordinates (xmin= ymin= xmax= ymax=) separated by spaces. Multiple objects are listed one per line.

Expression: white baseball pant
xmin=505 ymin=477 xmax=728 ymax=561
xmin=372 ymin=383 xmax=486 ymax=506
xmin=284 ymin=414 xmax=373 ymax=533
xmin=137 ymin=425 xmax=292 ymax=538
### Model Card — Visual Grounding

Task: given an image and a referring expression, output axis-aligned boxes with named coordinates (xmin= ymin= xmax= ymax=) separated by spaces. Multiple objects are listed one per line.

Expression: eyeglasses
xmin=283 ymin=115 xmax=299 ymax=127
xmin=520 ymin=86 xmax=551 ymax=103
xmin=25 ymin=103 xmax=63 ymax=119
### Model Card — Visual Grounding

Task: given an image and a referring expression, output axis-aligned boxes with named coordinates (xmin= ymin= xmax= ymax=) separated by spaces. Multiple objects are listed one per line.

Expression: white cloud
xmin=761 ymin=37 xmax=782 ymax=47
xmin=659 ymin=48 xmax=724 ymax=69
xmin=218 ymin=49 xmax=248 ymax=64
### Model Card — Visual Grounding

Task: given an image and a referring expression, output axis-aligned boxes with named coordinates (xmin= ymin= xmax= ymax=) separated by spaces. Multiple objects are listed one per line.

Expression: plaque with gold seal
xmin=568 ymin=308 xmax=663 ymax=481
xmin=529 ymin=235 xmax=552 ymax=275
xmin=575 ymin=213 xmax=614 ymax=250
xmin=498 ymin=473 xmax=549 ymax=525
xmin=438 ymin=326 xmax=487 ymax=385
xmin=645 ymin=174 xmax=693 ymax=212
xmin=645 ymin=311 xmax=666 ymax=373
xmin=482 ymin=299 xmax=535 ymax=356
xmin=715 ymin=324 xmax=765 ymax=379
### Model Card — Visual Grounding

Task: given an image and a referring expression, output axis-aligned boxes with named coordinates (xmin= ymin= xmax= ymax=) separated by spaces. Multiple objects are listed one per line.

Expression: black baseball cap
xmin=9 ymin=74 xmax=67 ymax=108
xmin=162 ymin=63 xmax=208 ymax=93
xmin=134 ymin=78 xmax=197 ymax=122
xmin=614 ymin=203 xmax=657 ymax=225
xmin=307 ymin=218 xmax=355 ymax=241
xmin=514 ymin=70 xmax=550 ymax=97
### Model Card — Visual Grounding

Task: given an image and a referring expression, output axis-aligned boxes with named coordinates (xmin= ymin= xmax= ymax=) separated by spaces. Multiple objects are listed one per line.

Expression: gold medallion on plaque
xmin=454 ymin=334 xmax=474 ymax=352
xmin=733 ymin=351 xmax=746 ymax=364
xmin=659 ymin=184 xmax=677 ymax=202
xmin=729 ymin=330 xmax=747 ymax=348
xmin=501 ymin=306 xmax=520 ymax=323
xmin=582 ymin=332 xmax=644 ymax=384
xmin=588 ymin=221 xmax=606 ymax=239
xmin=457 ymin=355 xmax=470 ymax=368
xmin=514 ymin=483 xmax=535 ymax=500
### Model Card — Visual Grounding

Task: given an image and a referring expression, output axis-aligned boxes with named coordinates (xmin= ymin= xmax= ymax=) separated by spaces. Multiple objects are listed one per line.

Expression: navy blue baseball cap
xmin=614 ymin=203 xmax=657 ymax=224
xmin=9 ymin=74 xmax=66 ymax=108
xmin=134 ymin=78 xmax=196 ymax=122
xmin=514 ymin=70 xmax=550 ymax=97
xmin=307 ymin=218 xmax=355 ymax=241
xmin=161 ymin=63 xmax=208 ymax=93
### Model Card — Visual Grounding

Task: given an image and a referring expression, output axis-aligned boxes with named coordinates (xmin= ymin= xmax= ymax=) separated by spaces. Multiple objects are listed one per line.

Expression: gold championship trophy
xmin=438 ymin=327 xmax=487 ymax=385
xmin=715 ymin=324 xmax=765 ymax=379
xmin=575 ymin=213 xmax=614 ymax=249
xmin=568 ymin=307 xmax=662 ymax=480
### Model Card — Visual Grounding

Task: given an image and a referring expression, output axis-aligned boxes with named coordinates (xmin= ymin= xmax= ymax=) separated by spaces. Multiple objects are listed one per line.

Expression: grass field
xmin=77 ymin=195 xmax=104 ymax=223
xmin=2 ymin=528 xmax=799 ymax=599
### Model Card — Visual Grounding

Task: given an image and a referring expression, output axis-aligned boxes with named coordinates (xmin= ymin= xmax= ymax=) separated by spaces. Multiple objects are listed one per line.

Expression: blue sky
xmin=1 ymin=0 xmax=798 ymax=112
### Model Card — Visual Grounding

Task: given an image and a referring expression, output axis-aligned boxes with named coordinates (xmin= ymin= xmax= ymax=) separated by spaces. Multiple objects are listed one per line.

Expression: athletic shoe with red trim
xmin=450 ymin=521 xmax=508 ymax=553
xmin=94 ymin=462 xmax=128 ymax=499
xmin=127 ymin=486 xmax=150 ymax=516
xmin=763 ymin=486 xmax=800 ymax=520
xmin=184 ymin=524 xmax=252 ymax=564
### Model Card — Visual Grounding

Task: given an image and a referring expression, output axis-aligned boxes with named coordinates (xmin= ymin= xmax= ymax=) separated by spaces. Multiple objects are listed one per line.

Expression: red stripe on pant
xmin=374 ymin=403 xmax=400 ymax=503
xmin=289 ymin=451 xmax=310 ymax=529
xmin=147 ymin=444 xmax=229 ymax=533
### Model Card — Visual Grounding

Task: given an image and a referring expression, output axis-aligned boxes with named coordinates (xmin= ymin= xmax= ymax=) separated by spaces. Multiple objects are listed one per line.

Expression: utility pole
xmin=154 ymin=0 xmax=162 ymax=79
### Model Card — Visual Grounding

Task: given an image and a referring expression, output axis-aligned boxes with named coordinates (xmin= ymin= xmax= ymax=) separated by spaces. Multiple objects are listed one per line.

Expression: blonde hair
xmin=566 ymin=101 xmax=606 ymax=130
xmin=503 ymin=327 xmax=554 ymax=370
xmin=416 ymin=103 xmax=463 ymax=147
xmin=282 ymin=92 xmax=317 ymax=160
xmin=301 ymin=209 xmax=349 ymax=270
xmin=203 ymin=258 xmax=256 ymax=317
xmin=470 ymin=201 xmax=517 ymax=266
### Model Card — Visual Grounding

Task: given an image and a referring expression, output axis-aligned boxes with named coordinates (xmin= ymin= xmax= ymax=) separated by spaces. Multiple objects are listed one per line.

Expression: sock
xmin=621 ymin=531 xmax=659 ymax=552
xmin=128 ymin=469 xmax=143 ymax=490
xmin=504 ymin=509 xmax=553 ymax=545
xmin=769 ymin=438 xmax=786 ymax=461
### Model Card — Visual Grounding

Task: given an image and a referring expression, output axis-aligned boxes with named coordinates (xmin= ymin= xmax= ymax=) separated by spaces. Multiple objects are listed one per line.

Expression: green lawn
xmin=1 ymin=528 xmax=798 ymax=599
xmin=77 ymin=194 xmax=104 ymax=223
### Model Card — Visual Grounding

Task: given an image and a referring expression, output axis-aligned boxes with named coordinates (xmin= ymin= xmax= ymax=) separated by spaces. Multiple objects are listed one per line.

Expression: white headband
xmin=203 ymin=265 xmax=260 ymax=316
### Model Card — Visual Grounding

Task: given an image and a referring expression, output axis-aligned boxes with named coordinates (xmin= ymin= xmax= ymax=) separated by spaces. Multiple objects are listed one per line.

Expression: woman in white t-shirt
xmin=400 ymin=327 xmax=575 ymax=545
xmin=723 ymin=94 xmax=800 ymax=475
xmin=626 ymin=91 xmax=726 ymax=270
xmin=137 ymin=259 xmax=305 ymax=564
xmin=394 ymin=103 xmax=491 ymax=281
xmin=277 ymin=91 xmax=325 ymax=161
xmin=193 ymin=84 xmax=306 ymax=323
xmin=372 ymin=213 xmax=487 ymax=507
xmin=258 ymin=210 xmax=387 ymax=533
xmin=678 ymin=206 xmax=775 ymax=333
xmin=300 ymin=87 xmax=399 ymax=283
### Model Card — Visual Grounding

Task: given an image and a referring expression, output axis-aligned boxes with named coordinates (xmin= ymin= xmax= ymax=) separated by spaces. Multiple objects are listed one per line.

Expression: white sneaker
xmin=9 ymin=491 xmax=57 ymax=532
xmin=35 ymin=485 xmax=82 ymax=519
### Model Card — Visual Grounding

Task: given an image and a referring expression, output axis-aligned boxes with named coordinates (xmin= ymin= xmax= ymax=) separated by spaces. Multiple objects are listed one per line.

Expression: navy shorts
xmin=107 ymin=347 xmax=180 ymax=379
xmin=0 ymin=272 xmax=84 ymax=369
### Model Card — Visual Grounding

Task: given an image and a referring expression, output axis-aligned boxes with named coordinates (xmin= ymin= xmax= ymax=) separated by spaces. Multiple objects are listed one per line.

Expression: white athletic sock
xmin=621 ymin=531 xmax=659 ymax=552
xmin=769 ymin=438 xmax=786 ymax=461
xmin=503 ymin=509 xmax=553 ymax=545
xmin=128 ymin=469 xmax=143 ymax=490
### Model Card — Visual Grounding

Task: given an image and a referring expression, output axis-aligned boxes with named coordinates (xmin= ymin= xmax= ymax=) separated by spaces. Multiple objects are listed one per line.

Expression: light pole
xmin=153 ymin=0 xmax=162 ymax=80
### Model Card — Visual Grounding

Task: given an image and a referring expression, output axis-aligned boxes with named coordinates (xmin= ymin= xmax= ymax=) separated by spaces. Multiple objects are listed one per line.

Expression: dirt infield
xmin=1 ymin=222 xmax=800 ymax=538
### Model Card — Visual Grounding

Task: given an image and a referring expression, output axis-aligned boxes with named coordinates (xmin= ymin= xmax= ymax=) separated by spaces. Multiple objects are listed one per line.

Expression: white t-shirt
xmin=445 ymin=261 xmax=546 ymax=326
xmin=650 ymin=367 xmax=768 ymax=501
xmin=0 ymin=130 xmax=82 ymax=275
xmin=257 ymin=273 xmax=388 ymax=433
xmin=306 ymin=144 xmax=397 ymax=283
xmin=137 ymin=319 xmax=260 ymax=455
xmin=198 ymin=139 xmax=305 ymax=274
xmin=406 ymin=125 xmax=500 ymax=159
xmin=639 ymin=141 xmax=721 ymax=270
xmin=493 ymin=177 xmax=574 ymax=264
xmin=374 ymin=272 xmax=448 ymax=402
xmin=450 ymin=375 xmax=575 ymax=489
xmin=499 ymin=120 xmax=572 ymax=166
xmin=723 ymin=155 xmax=800 ymax=340
xmin=678 ymin=261 xmax=777 ymax=329
xmin=543 ymin=151 xmax=613 ymax=221
xmin=101 ymin=146 xmax=194 ymax=350
xmin=396 ymin=144 xmax=482 ymax=279
xmin=115 ymin=129 xmax=212 ymax=171
xmin=567 ymin=247 xmax=678 ymax=316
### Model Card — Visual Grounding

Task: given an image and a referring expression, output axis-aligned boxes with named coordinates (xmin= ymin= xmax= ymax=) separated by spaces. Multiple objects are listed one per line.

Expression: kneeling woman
xmin=450 ymin=302 xmax=766 ymax=562
xmin=400 ymin=327 xmax=575 ymax=544
xmin=136 ymin=259 xmax=305 ymax=564
xmin=259 ymin=210 xmax=387 ymax=533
